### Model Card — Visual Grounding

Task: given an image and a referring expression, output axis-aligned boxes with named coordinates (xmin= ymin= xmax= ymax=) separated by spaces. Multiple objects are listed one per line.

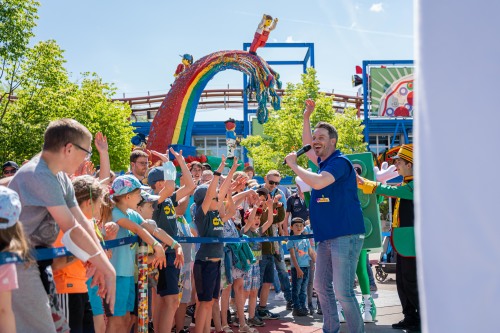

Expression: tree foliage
xmin=241 ymin=68 xmax=367 ymax=177
xmin=0 ymin=0 xmax=134 ymax=171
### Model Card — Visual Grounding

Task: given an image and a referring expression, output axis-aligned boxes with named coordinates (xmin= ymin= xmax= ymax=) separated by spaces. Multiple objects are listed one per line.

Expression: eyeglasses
xmin=3 ymin=168 xmax=16 ymax=175
xmin=134 ymin=161 xmax=149 ymax=166
xmin=72 ymin=143 xmax=92 ymax=161
xmin=268 ymin=180 xmax=280 ymax=186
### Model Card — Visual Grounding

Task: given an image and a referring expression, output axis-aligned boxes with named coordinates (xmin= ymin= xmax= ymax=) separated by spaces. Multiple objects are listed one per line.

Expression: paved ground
xmin=262 ymin=268 xmax=404 ymax=333
xmin=186 ymin=259 xmax=406 ymax=332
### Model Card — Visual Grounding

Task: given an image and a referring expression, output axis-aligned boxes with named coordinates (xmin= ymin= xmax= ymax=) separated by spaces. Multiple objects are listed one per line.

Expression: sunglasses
xmin=3 ymin=168 xmax=16 ymax=175
xmin=268 ymin=180 xmax=280 ymax=186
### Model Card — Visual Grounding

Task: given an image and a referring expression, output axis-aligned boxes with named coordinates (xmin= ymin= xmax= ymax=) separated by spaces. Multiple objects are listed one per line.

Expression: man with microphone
xmin=284 ymin=99 xmax=366 ymax=333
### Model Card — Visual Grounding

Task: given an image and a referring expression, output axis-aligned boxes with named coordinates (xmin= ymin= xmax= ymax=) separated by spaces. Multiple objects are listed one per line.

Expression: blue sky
xmin=33 ymin=0 xmax=414 ymax=98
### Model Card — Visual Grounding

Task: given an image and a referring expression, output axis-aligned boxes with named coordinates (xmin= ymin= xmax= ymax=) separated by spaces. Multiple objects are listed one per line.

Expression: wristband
xmin=153 ymin=240 xmax=160 ymax=247
xmin=213 ymin=171 xmax=222 ymax=176
xmin=170 ymin=240 xmax=179 ymax=249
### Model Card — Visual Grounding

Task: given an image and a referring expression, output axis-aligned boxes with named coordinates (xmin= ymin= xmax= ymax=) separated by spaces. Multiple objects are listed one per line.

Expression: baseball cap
xmin=139 ymin=190 xmax=160 ymax=203
xmin=193 ymin=185 xmax=209 ymax=206
xmin=243 ymin=208 xmax=263 ymax=220
xmin=0 ymin=187 xmax=21 ymax=229
xmin=110 ymin=175 xmax=143 ymax=197
xmin=291 ymin=217 xmax=305 ymax=226
xmin=255 ymin=187 xmax=269 ymax=198
xmin=147 ymin=167 xmax=164 ymax=186
xmin=2 ymin=161 xmax=19 ymax=171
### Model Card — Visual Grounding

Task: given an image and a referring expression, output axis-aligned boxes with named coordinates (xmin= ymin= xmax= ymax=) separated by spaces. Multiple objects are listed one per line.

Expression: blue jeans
xmin=273 ymin=268 xmax=281 ymax=293
xmin=274 ymin=254 xmax=292 ymax=302
xmin=313 ymin=235 xmax=365 ymax=333
xmin=291 ymin=266 xmax=309 ymax=309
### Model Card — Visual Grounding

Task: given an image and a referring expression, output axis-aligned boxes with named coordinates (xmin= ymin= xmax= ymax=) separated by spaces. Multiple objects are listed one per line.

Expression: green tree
xmin=241 ymin=67 xmax=367 ymax=176
xmin=0 ymin=1 xmax=134 ymax=171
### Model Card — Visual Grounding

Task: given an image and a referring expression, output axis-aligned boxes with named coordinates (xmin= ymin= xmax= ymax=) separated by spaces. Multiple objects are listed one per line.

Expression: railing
xmin=113 ymin=89 xmax=363 ymax=121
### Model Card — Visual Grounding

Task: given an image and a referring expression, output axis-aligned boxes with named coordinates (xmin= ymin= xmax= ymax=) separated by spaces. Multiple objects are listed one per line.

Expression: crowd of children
xmin=0 ymin=118 xmax=380 ymax=333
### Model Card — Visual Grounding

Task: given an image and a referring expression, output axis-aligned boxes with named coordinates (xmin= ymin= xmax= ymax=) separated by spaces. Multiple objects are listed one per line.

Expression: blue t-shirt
xmin=286 ymin=238 xmax=311 ymax=267
xmin=309 ymin=150 xmax=365 ymax=242
xmin=111 ymin=208 xmax=144 ymax=276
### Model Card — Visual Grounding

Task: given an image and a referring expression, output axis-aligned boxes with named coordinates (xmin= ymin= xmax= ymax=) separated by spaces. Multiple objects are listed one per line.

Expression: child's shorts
xmin=105 ymin=276 xmax=135 ymax=317
xmin=243 ymin=262 xmax=261 ymax=291
xmin=193 ymin=260 xmax=221 ymax=302
xmin=157 ymin=252 xmax=181 ymax=296
xmin=86 ymin=278 xmax=104 ymax=316
xmin=179 ymin=262 xmax=193 ymax=304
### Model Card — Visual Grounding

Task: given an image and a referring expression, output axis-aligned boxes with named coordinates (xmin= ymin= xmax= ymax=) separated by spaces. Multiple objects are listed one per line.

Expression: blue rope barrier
xmin=0 ymin=234 xmax=313 ymax=265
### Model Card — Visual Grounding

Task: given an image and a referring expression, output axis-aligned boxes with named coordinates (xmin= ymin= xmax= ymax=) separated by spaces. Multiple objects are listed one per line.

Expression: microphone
xmin=283 ymin=144 xmax=312 ymax=165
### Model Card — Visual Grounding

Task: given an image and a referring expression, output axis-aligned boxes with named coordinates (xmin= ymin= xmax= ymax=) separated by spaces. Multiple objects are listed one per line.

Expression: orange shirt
xmin=52 ymin=231 xmax=88 ymax=294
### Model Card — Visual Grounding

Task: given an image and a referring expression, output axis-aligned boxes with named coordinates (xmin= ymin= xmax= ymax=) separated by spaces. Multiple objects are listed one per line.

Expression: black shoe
xmin=292 ymin=308 xmax=309 ymax=316
xmin=392 ymin=319 xmax=420 ymax=330
xmin=316 ymin=306 xmax=322 ymax=315
xmin=286 ymin=300 xmax=293 ymax=310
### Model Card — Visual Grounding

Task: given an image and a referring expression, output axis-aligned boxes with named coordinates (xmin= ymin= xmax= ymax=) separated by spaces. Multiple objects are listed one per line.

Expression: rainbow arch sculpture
xmin=147 ymin=50 xmax=281 ymax=154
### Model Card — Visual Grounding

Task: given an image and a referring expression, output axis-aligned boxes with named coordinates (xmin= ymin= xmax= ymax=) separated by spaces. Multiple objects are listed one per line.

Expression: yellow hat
xmin=393 ymin=144 xmax=413 ymax=164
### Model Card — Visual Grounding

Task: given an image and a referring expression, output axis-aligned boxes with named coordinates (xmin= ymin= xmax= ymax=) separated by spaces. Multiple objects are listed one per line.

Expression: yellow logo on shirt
xmin=212 ymin=216 xmax=223 ymax=226
xmin=163 ymin=205 xmax=176 ymax=216
xmin=316 ymin=195 xmax=330 ymax=203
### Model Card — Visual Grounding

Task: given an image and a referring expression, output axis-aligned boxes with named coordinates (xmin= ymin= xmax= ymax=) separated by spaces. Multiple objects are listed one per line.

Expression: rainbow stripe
xmin=148 ymin=50 xmax=281 ymax=154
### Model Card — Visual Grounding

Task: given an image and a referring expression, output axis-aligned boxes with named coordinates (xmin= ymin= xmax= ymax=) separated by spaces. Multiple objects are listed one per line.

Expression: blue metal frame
xmin=242 ymin=42 xmax=315 ymax=162
xmin=362 ymin=60 xmax=414 ymax=149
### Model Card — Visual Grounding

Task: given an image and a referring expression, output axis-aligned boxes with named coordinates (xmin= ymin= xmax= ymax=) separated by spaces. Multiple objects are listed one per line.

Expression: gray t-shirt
xmin=8 ymin=155 xmax=78 ymax=247
xmin=194 ymin=207 xmax=224 ymax=260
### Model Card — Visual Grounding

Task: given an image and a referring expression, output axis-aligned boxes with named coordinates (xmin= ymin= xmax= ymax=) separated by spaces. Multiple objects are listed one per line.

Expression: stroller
xmin=375 ymin=236 xmax=397 ymax=282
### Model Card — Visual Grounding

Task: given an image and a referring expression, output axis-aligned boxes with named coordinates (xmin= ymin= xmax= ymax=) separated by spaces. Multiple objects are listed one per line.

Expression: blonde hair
xmin=266 ymin=170 xmax=281 ymax=178
xmin=72 ymin=175 xmax=104 ymax=205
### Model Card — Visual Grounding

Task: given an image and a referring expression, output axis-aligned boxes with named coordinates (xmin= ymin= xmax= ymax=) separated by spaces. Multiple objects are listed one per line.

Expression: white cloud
xmin=285 ymin=35 xmax=301 ymax=43
xmin=370 ymin=3 xmax=384 ymax=12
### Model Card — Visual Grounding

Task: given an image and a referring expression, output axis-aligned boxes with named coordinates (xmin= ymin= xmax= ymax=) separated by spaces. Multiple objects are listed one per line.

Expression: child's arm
xmin=115 ymin=218 xmax=167 ymax=269
xmin=243 ymin=206 xmax=259 ymax=233
xmin=216 ymin=157 xmax=239 ymax=209
xmin=308 ymin=246 xmax=316 ymax=263
xmin=220 ymin=191 xmax=236 ymax=222
xmin=232 ymin=188 xmax=256 ymax=207
xmin=201 ymin=156 xmax=226 ymax=214
xmin=170 ymin=148 xmax=196 ymax=201
xmin=260 ymin=196 xmax=275 ymax=234
xmin=288 ymin=245 xmax=304 ymax=278
xmin=140 ymin=222 xmax=184 ymax=268
xmin=0 ymin=290 xmax=15 ymax=333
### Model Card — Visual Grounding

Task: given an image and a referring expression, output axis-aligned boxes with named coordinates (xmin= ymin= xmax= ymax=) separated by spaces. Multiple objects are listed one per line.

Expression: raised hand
xmin=217 ymin=155 xmax=227 ymax=173
xmin=94 ymin=132 xmax=108 ymax=154
xmin=151 ymin=150 xmax=169 ymax=163
xmin=169 ymin=147 xmax=185 ymax=162
xmin=374 ymin=161 xmax=399 ymax=184
xmin=304 ymin=99 xmax=315 ymax=118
